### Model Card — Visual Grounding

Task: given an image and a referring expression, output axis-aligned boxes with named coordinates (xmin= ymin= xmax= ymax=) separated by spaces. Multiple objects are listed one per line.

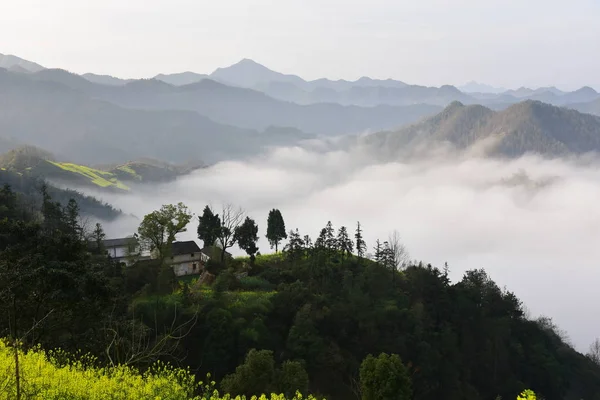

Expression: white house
xmin=102 ymin=237 xmax=149 ymax=266
xmin=168 ymin=241 xmax=209 ymax=276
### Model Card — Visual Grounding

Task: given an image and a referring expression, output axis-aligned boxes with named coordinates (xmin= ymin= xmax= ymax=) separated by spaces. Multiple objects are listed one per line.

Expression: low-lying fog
xmin=87 ymin=145 xmax=600 ymax=353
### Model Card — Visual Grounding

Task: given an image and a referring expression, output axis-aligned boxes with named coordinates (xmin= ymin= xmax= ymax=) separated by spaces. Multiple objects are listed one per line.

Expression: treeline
xmin=2 ymin=192 xmax=600 ymax=400
xmin=0 ymin=169 xmax=121 ymax=221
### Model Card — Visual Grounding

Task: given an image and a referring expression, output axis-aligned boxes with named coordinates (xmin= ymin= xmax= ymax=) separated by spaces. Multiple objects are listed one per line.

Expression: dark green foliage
xmin=234 ymin=217 xmax=259 ymax=262
xmin=355 ymin=222 xmax=366 ymax=258
xmin=2 ymin=188 xmax=600 ymax=400
xmin=221 ymin=348 xmax=310 ymax=398
xmin=266 ymin=209 xmax=287 ymax=252
xmin=0 ymin=168 xmax=121 ymax=221
xmin=359 ymin=353 xmax=412 ymax=400
xmin=336 ymin=226 xmax=353 ymax=258
xmin=277 ymin=360 xmax=310 ymax=397
xmin=284 ymin=228 xmax=305 ymax=261
xmin=197 ymin=205 xmax=221 ymax=248
xmin=221 ymin=349 xmax=276 ymax=396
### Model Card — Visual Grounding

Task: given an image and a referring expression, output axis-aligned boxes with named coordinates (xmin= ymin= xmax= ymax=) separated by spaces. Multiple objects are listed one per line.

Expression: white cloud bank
xmin=91 ymin=145 xmax=600 ymax=352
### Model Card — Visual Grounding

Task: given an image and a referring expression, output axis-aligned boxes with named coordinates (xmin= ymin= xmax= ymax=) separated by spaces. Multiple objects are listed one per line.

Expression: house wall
xmin=107 ymin=246 xmax=128 ymax=259
xmin=169 ymin=253 xmax=208 ymax=276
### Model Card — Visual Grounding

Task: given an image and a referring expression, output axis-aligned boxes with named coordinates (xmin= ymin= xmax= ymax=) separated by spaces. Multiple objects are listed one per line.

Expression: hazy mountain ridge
xmin=16 ymin=68 xmax=441 ymax=135
xmin=5 ymin=52 xmax=600 ymax=110
xmin=362 ymin=100 xmax=600 ymax=159
xmin=0 ymin=53 xmax=45 ymax=73
xmin=0 ymin=68 xmax=315 ymax=165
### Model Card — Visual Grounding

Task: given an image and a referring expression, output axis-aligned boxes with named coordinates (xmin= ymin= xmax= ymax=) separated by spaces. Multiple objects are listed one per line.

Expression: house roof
xmin=171 ymin=241 xmax=202 ymax=256
xmin=103 ymin=237 xmax=137 ymax=248
xmin=201 ymin=245 xmax=232 ymax=258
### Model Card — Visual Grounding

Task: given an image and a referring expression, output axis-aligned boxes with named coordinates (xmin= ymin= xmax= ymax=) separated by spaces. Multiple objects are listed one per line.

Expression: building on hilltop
xmin=100 ymin=237 xmax=209 ymax=276
xmin=168 ymin=240 xmax=209 ymax=276
xmin=101 ymin=236 xmax=150 ymax=266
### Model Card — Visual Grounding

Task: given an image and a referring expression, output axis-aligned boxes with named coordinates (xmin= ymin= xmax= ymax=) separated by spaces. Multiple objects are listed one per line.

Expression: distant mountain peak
xmin=0 ymin=53 xmax=45 ymax=73
xmin=574 ymin=86 xmax=598 ymax=94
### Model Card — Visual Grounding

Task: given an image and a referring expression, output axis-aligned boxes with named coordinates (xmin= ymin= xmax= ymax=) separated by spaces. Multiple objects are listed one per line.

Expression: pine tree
xmin=64 ymin=198 xmax=81 ymax=237
xmin=373 ymin=239 xmax=383 ymax=264
xmin=355 ymin=221 xmax=366 ymax=258
xmin=266 ymin=209 xmax=287 ymax=252
xmin=285 ymin=228 xmax=305 ymax=261
xmin=324 ymin=221 xmax=336 ymax=251
xmin=92 ymin=223 xmax=106 ymax=251
xmin=197 ymin=205 xmax=221 ymax=248
xmin=336 ymin=226 xmax=353 ymax=258
xmin=315 ymin=228 xmax=327 ymax=250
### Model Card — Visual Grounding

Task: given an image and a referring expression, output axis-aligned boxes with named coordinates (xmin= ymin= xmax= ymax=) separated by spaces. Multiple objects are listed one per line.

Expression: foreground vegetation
xmin=1 ymin=187 xmax=600 ymax=399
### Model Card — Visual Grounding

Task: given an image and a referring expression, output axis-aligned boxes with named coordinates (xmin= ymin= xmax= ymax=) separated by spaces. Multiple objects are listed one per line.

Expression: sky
xmin=2 ymin=0 xmax=600 ymax=90
xmin=88 ymin=144 xmax=600 ymax=353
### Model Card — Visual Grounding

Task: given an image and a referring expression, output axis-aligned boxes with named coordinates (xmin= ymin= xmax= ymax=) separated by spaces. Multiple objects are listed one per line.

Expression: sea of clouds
xmin=87 ymin=144 xmax=600 ymax=353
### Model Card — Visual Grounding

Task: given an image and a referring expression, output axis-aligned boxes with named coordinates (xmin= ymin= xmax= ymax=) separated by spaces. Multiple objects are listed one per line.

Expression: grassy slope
xmin=0 ymin=146 xmax=198 ymax=192
xmin=47 ymin=160 xmax=131 ymax=190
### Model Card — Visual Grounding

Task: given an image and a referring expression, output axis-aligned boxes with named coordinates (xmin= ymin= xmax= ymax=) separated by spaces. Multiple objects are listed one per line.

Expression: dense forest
xmin=0 ymin=168 xmax=121 ymax=220
xmin=1 ymin=186 xmax=600 ymax=399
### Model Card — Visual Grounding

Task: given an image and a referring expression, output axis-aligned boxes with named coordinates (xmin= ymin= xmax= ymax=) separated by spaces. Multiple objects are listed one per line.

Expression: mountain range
xmin=360 ymin=100 xmax=600 ymax=160
xmin=3 ymin=52 xmax=600 ymax=168
xmin=0 ymin=66 xmax=441 ymax=164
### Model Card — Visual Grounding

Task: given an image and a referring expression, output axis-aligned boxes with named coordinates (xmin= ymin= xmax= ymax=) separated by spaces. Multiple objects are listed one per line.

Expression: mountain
xmin=559 ymin=86 xmax=600 ymax=104
xmin=254 ymin=81 xmax=475 ymax=107
xmin=361 ymin=100 xmax=600 ymax=159
xmin=0 ymin=69 xmax=314 ymax=165
xmin=210 ymin=58 xmax=306 ymax=88
xmin=154 ymin=71 xmax=209 ymax=86
xmin=19 ymin=69 xmax=441 ymax=135
xmin=459 ymin=81 xmax=507 ymax=94
xmin=569 ymin=98 xmax=600 ymax=116
xmin=0 ymin=146 xmax=207 ymax=192
xmin=502 ymin=86 xmax=566 ymax=98
xmin=82 ymin=73 xmax=133 ymax=86
xmin=0 ymin=53 xmax=45 ymax=73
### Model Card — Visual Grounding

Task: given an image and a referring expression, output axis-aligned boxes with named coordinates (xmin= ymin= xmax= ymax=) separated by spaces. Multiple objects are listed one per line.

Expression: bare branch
xmin=388 ymin=230 xmax=410 ymax=271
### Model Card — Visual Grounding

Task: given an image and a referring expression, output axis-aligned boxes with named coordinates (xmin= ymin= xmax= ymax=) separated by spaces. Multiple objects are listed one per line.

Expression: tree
xmin=221 ymin=349 xmax=276 ymax=396
xmin=587 ymin=338 xmax=600 ymax=365
xmin=277 ymin=360 xmax=309 ymax=397
xmin=359 ymin=353 xmax=412 ymax=400
xmin=92 ymin=222 xmax=106 ymax=252
xmin=355 ymin=221 xmax=366 ymax=258
xmin=324 ymin=221 xmax=336 ymax=251
xmin=266 ymin=209 xmax=287 ymax=252
xmin=373 ymin=239 xmax=383 ymax=263
xmin=216 ymin=204 xmax=245 ymax=263
xmin=64 ymin=198 xmax=81 ymax=237
xmin=336 ymin=226 xmax=353 ymax=258
xmin=387 ymin=230 xmax=410 ymax=271
xmin=197 ymin=205 xmax=221 ymax=248
xmin=285 ymin=228 xmax=305 ymax=261
xmin=137 ymin=203 xmax=192 ymax=261
xmin=234 ymin=216 xmax=259 ymax=263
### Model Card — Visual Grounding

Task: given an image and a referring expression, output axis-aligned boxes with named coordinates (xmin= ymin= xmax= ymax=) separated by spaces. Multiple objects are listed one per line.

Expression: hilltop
xmin=362 ymin=100 xmax=600 ymax=159
xmin=0 ymin=146 xmax=205 ymax=192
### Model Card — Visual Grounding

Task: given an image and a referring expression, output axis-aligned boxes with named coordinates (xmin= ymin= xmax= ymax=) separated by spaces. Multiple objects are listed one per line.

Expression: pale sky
xmin=2 ymin=0 xmax=600 ymax=89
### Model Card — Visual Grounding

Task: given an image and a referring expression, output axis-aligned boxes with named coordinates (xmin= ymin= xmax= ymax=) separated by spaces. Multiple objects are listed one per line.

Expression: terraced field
xmin=47 ymin=161 xmax=131 ymax=190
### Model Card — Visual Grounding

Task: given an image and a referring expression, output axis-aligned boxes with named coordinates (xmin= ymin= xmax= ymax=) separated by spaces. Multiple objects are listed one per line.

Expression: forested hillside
xmin=0 ymin=169 xmax=120 ymax=220
xmin=1 ymin=190 xmax=599 ymax=399
xmin=0 ymin=146 xmax=207 ymax=192
xmin=362 ymin=100 xmax=600 ymax=160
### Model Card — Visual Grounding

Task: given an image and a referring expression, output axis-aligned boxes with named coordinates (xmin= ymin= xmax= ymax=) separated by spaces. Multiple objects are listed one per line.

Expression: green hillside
xmin=0 ymin=146 xmax=202 ymax=192
xmin=363 ymin=100 xmax=600 ymax=160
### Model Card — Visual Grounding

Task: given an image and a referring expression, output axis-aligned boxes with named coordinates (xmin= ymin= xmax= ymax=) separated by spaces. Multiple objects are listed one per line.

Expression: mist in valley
xmin=80 ymin=143 xmax=600 ymax=353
